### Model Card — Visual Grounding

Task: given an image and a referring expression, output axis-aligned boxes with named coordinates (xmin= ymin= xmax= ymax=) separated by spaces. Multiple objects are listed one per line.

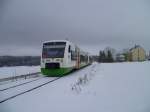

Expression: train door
xmin=68 ymin=45 xmax=71 ymax=66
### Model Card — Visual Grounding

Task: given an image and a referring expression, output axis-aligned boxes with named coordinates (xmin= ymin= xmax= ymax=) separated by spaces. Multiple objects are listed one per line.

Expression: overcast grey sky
xmin=0 ymin=0 xmax=150 ymax=55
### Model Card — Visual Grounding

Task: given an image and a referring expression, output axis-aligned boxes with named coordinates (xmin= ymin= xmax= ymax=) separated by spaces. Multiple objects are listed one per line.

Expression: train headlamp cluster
xmin=56 ymin=58 xmax=63 ymax=62
xmin=42 ymin=58 xmax=63 ymax=63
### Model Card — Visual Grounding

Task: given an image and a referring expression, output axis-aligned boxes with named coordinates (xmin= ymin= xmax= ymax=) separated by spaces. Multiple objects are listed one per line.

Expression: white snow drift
xmin=0 ymin=66 xmax=40 ymax=79
xmin=0 ymin=62 xmax=150 ymax=112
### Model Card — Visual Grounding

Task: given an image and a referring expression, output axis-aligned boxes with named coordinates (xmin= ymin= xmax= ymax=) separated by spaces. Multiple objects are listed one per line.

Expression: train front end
xmin=41 ymin=41 xmax=71 ymax=77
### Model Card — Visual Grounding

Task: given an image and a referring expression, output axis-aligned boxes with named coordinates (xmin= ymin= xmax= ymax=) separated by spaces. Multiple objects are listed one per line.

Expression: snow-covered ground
xmin=0 ymin=62 xmax=150 ymax=112
xmin=0 ymin=66 xmax=40 ymax=79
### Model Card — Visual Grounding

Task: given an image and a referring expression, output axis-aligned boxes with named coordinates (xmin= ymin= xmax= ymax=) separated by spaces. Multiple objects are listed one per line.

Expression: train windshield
xmin=42 ymin=42 xmax=66 ymax=58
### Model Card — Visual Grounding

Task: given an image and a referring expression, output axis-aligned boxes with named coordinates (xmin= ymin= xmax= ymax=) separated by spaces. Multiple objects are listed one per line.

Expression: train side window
xmin=68 ymin=45 xmax=71 ymax=53
xmin=71 ymin=50 xmax=77 ymax=60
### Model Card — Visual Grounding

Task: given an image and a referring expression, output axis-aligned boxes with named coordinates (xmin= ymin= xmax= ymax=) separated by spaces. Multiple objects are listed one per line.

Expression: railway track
xmin=0 ymin=77 xmax=44 ymax=92
xmin=0 ymin=72 xmax=41 ymax=85
xmin=0 ymin=65 xmax=91 ymax=104
xmin=0 ymin=77 xmax=62 ymax=103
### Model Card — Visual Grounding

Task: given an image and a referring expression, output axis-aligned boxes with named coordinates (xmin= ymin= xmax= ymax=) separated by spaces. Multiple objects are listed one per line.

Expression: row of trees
xmin=99 ymin=50 xmax=114 ymax=62
xmin=0 ymin=56 xmax=40 ymax=67
xmin=0 ymin=49 xmax=115 ymax=67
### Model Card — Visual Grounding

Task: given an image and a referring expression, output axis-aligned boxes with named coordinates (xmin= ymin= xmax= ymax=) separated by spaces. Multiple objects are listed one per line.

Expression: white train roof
xmin=43 ymin=40 xmax=71 ymax=44
xmin=42 ymin=40 xmax=90 ymax=55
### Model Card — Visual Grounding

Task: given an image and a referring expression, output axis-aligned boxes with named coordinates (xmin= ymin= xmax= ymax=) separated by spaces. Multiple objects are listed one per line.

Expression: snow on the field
xmin=0 ymin=62 xmax=150 ymax=112
xmin=0 ymin=77 xmax=55 ymax=102
xmin=0 ymin=76 xmax=41 ymax=89
xmin=0 ymin=66 xmax=40 ymax=79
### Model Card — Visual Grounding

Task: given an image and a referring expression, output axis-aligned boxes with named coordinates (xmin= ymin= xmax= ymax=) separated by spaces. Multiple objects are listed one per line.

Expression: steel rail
xmin=0 ymin=77 xmax=61 ymax=103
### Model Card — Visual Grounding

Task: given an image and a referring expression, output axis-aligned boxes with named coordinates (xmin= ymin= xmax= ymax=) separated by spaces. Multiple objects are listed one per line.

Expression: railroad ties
xmin=0 ymin=72 xmax=41 ymax=84
xmin=0 ymin=77 xmax=61 ymax=103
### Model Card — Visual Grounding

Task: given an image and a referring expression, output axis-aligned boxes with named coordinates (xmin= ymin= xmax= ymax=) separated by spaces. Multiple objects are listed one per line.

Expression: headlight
xmin=56 ymin=59 xmax=60 ymax=61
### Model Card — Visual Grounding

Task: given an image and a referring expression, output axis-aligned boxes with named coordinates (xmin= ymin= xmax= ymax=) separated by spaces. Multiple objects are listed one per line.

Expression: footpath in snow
xmin=0 ymin=62 xmax=150 ymax=112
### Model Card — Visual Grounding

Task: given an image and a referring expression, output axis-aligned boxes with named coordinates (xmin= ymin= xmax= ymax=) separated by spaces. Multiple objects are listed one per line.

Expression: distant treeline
xmin=0 ymin=56 xmax=40 ymax=67
xmin=98 ymin=50 xmax=114 ymax=63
